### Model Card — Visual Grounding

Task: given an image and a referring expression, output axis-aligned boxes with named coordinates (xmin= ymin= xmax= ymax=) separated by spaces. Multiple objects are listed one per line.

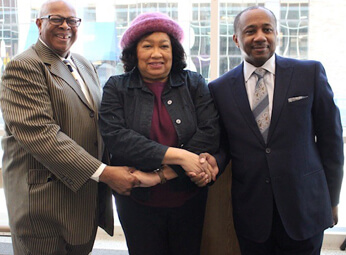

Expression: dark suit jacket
xmin=209 ymin=54 xmax=344 ymax=242
xmin=0 ymin=40 xmax=113 ymax=245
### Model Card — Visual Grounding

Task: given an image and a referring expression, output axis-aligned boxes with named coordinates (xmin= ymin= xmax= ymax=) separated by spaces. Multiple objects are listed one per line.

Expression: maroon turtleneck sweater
xmin=135 ymin=81 xmax=196 ymax=207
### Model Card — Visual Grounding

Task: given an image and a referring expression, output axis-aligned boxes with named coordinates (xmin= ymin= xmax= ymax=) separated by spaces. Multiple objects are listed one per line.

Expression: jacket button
xmin=265 ymin=178 xmax=271 ymax=184
xmin=265 ymin=148 xmax=271 ymax=154
xmin=89 ymin=112 xmax=95 ymax=118
xmin=167 ymin=100 xmax=173 ymax=105
xmin=176 ymin=119 xmax=181 ymax=124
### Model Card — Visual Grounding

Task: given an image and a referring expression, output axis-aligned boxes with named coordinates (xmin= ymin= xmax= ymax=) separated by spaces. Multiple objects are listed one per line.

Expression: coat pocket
xmin=28 ymin=169 xmax=56 ymax=184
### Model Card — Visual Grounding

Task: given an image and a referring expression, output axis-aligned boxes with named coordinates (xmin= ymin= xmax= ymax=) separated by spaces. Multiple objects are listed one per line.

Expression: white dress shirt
xmin=243 ymin=54 xmax=276 ymax=118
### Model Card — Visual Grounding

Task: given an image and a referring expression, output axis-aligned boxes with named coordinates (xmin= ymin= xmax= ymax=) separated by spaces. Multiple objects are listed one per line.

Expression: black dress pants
xmin=115 ymin=188 xmax=208 ymax=255
xmin=237 ymin=203 xmax=324 ymax=255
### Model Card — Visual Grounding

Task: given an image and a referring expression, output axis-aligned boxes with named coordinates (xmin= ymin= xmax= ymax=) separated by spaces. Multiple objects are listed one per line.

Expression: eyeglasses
xmin=40 ymin=15 xmax=82 ymax=27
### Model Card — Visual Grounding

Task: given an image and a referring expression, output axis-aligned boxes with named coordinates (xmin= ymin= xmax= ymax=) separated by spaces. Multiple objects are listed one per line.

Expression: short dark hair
xmin=233 ymin=6 xmax=277 ymax=34
xmin=120 ymin=32 xmax=187 ymax=74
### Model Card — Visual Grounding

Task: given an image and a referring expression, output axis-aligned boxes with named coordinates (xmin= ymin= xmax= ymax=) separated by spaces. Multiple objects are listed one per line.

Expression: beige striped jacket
xmin=0 ymin=40 xmax=114 ymax=245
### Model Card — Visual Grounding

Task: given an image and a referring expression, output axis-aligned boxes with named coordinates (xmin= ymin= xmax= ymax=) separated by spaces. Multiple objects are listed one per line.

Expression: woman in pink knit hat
xmin=99 ymin=12 xmax=220 ymax=255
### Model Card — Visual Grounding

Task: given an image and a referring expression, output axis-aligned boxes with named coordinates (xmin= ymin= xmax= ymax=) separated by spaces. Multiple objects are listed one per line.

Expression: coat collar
xmin=230 ymin=54 xmax=294 ymax=145
xmin=33 ymin=40 xmax=96 ymax=110
xmin=230 ymin=63 xmax=266 ymax=143
xmin=268 ymin=55 xmax=294 ymax=141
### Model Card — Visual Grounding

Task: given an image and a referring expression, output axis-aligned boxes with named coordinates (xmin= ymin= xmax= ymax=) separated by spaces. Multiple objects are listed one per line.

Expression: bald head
xmin=39 ymin=0 xmax=75 ymax=17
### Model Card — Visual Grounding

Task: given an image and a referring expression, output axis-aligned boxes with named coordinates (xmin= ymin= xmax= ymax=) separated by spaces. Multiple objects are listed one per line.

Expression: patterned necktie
xmin=63 ymin=59 xmax=93 ymax=105
xmin=63 ymin=59 xmax=80 ymax=85
xmin=252 ymin=68 xmax=270 ymax=142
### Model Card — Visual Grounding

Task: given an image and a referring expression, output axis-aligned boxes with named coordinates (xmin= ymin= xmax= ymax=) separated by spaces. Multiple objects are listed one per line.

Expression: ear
xmin=36 ymin=18 xmax=42 ymax=34
xmin=233 ymin=34 xmax=239 ymax=48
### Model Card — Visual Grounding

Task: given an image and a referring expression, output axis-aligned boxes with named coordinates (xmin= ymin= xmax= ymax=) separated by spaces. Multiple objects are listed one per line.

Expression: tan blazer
xmin=0 ymin=40 xmax=113 ymax=245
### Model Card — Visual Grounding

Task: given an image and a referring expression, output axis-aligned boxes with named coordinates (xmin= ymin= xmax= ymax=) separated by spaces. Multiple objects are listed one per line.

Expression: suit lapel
xmin=231 ymin=65 xmax=266 ymax=143
xmin=232 ymin=56 xmax=294 ymax=145
xmin=71 ymin=55 xmax=103 ymax=160
xmin=267 ymin=55 xmax=294 ymax=143
xmin=71 ymin=55 xmax=100 ymax=110
xmin=34 ymin=41 xmax=94 ymax=110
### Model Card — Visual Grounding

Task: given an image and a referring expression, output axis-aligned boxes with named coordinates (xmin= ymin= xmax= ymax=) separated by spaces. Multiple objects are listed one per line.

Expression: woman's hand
xmin=163 ymin=147 xmax=211 ymax=177
xmin=130 ymin=165 xmax=179 ymax=187
xmin=130 ymin=170 xmax=160 ymax=187
xmin=186 ymin=160 xmax=214 ymax=187
xmin=186 ymin=171 xmax=209 ymax=187
xmin=186 ymin=153 xmax=219 ymax=187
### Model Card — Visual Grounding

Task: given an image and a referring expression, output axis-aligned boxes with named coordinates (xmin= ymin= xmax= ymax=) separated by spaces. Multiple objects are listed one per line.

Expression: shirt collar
xmin=63 ymin=54 xmax=72 ymax=62
xmin=244 ymin=54 xmax=276 ymax=82
xmin=39 ymin=38 xmax=71 ymax=60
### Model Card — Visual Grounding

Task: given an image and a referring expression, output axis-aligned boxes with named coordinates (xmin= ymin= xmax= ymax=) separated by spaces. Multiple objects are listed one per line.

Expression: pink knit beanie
xmin=120 ymin=12 xmax=184 ymax=49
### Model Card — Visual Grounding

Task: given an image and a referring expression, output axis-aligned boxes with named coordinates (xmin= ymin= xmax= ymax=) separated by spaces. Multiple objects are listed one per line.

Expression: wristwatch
xmin=154 ymin=166 xmax=167 ymax=184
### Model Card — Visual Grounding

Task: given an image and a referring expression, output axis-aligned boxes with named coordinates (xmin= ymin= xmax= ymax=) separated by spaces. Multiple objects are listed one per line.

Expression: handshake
xmin=185 ymin=152 xmax=219 ymax=187
xmin=100 ymin=149 xmax=218 ymax=195
xmin=131 ymin=149 xmax=218 ymax=189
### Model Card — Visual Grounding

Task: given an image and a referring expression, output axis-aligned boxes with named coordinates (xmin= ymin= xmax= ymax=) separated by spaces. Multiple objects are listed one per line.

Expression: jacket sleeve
xmin=312 ymin=62 xmax=344 ymax=206
xmin=207 ymin=79 xmax=231 ymax=176
xmin=170 ymin=72 xmax=220 ymax=177
xmin=0 ymin=57 xmax=102 ymax=192
xmin=182 ymin=73 xmax=220 ymax=154
xmin=99 ymin=76 xmax=169 ymax=171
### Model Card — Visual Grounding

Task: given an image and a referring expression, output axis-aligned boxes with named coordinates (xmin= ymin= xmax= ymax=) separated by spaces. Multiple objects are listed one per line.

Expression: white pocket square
xmin=288 ymin=96 xmax=308 ymax=103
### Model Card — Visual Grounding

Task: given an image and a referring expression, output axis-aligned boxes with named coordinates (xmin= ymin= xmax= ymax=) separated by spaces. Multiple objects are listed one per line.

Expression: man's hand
xmin=332 ymin=206 xmax=338 ymax=227
xmin=199 ymin=153 xmax=219 ymax=181
xmin=99 ymin=166 xmax=140 ymax=195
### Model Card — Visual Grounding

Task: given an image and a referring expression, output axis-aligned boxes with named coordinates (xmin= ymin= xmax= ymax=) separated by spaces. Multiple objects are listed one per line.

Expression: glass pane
xmin=84 ymin=6 xmax=96 ymax=22
xmin=0 ymin=0 xmax=345 ymax=235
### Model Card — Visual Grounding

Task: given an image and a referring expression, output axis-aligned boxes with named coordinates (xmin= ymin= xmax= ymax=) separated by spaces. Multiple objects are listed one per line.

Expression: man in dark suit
xmin=0 ymin=0 xmax=139 ymax=254
xmin=204 ymin=6 xmax=344 ymax=254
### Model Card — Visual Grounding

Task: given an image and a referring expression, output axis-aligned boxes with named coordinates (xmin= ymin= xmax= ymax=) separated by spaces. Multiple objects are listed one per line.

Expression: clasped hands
xmin=184 ymin=152 xmax=219 ymax=187
xmin=131 ymin=151 xmax=218 ymax=188
xmin=100 ymin=151 xmax=218 ymax=195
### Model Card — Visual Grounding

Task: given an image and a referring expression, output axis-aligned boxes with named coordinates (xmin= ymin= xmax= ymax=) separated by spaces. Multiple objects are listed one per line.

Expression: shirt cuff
xmin=90 ymin=163 xmax=106 ymax=182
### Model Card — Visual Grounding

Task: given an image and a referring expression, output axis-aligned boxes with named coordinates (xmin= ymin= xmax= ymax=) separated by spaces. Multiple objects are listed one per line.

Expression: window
xmin=0 ymin=0 xmax=345 ymax=235
xmin=0 ymin=0 xmax=18 ymax=60
xmin=191 ymin=2 xmax=211 ymax=79
xmin=84 ymin=6 xmax=97 ymax=22
xmin=279 ymin=3 xmax=309 ymax=58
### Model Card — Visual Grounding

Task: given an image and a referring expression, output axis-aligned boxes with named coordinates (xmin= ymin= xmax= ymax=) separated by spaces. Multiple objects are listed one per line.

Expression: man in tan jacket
xmin=0 ymin=0 xmax=139 ymax=254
